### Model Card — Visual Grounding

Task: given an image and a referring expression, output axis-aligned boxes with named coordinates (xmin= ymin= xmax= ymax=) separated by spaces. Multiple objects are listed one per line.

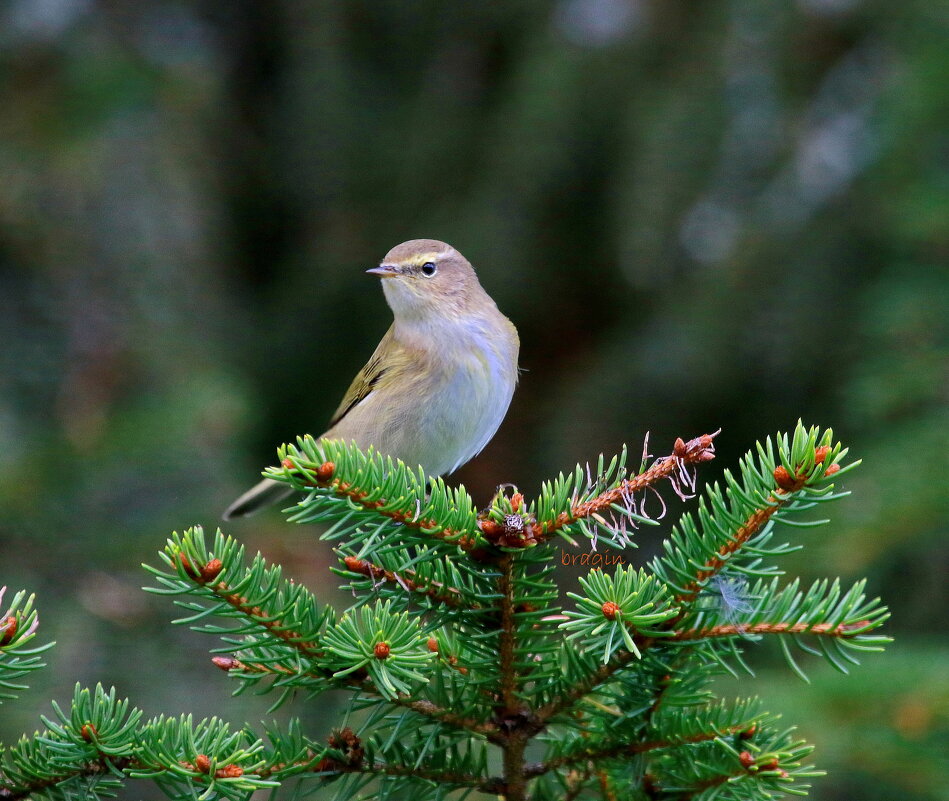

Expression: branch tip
xmin=316 ymin=461 xmax=336 ymax=482
xmin=178 ymin=554 xmax=223 ymax=585
xmin=674 ymin=429 xmax=720 ymax=462
xmin=740 ymin=751 xmax=787 ymax=777
xmin=0 ymin=616 xmax=17 ymax=646
xmin=537 ymin=430 xmax=719 ymax=540
xmin=200 ymin=559 xmax=223 ymax=584
xmin=601 ymin=601 xmax=619 ymax=620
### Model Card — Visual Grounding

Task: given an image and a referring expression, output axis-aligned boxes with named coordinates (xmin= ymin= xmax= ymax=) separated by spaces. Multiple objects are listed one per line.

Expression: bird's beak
xmin=366 ymin=264 xmax=399 ymax=278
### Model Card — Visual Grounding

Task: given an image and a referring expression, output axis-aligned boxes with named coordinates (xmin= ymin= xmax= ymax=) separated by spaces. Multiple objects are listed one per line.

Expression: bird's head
xmin=367 ymin=239 xmax=483 ymax=320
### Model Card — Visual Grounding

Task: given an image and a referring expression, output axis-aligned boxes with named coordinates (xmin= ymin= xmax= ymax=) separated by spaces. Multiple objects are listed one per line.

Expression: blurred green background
xmin=1 ymin=0 xmax=946 ymax=798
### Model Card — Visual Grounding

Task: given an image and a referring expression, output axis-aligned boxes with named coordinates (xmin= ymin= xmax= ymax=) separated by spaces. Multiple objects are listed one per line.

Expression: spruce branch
xmin=2 ymin=687 xmax=499 ymax=800
xmin=338 ymin=555 xmax=479 ymax=610
xmin=212 ymin=654 xmax=496 ymax=738
xmin=199 ymin=572 xmax=322 ymax=658
xmin=532 ymin=424 xmax=882 ymax=730
xmin=306 ymin=757 xmax=492 ymax=793
xmin=646 ymin=726 xmax=823 ymax=800
xmin=269 ymin=437 xmax=482 ymax=550
xmin=171 ymin=545 xmax=441 ymax=712
xmin=388 ymin=697 xmax=499 ymax=740
xmin=2 ymin=422 xmax=890 ymax=801
xmin=533 ymin=646 xmax=645 ymax=729
xmin=674 ymin=620 xmax=869 ymax=639
xmin=210 ymin=654 xmax=321 ymax=681
xmin=144 ymin=527 xmax=338 ymax=699
xmin=537 ymin=431 xmax=719 ymax=537
xmin=0 ymin=685 xmax=285 ymax=801
xmin=0 ymin=588 xmax=52 ymax=705
xmin=147 ymin=529 xmax=449 ymax=705
xmin=525 ymin=722 xmax=753 ymax=778
xmin=653 ymin=423 xmax=853 ymax=606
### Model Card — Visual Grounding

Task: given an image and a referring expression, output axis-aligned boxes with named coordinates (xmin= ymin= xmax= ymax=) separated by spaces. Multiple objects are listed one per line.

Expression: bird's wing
xmin=327 ymin=325 xmax=398 ymax=428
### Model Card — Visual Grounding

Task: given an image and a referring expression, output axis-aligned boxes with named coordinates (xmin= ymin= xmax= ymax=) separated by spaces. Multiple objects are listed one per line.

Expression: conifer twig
xmin=0 ymin=759 xmax=133 ymax=801
xmin=2 ymin=425 xmax=879 ymax=801
xmin=187 ymin=563 xmax=322 ymax=659
xmin=673 ymin=620 xmax=872 ymax=640
xmin=532 ymin=644 xmax=646 ymax=728
xmin=675 ymin=444 xmax=837 ymax=604
xmin=320 ymin=761 xmax=492 ymax=790
xmin=341 ymin=556 xmax=477 ymax=609
xmin=674 ymin=501 xmax=782 ymax=605
xmin=533 ymin=432 xmax=719 ymax=540
xmin=281 ymin=457 xmax=479 ymax=550
xmin=212 ymin=656 xmax=498 ymax=738
xmin=0 ymin=752 xmax=495 ymax=800
xmin=524 ymin=724 xmax=749 ymax=778
xmin=211 ymin=655 xmax=321 ymax=680
xmin=389 ymin=697 xmax=498 ymax=739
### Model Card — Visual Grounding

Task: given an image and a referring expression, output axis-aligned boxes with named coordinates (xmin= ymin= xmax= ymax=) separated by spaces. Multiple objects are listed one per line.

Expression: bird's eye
xmin=421 ymin=261 xmax=437 ymax=277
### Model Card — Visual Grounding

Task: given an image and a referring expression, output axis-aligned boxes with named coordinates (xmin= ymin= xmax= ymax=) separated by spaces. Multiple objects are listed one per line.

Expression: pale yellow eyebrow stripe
xmin=410 ymin=253 xmax=441 ymax=265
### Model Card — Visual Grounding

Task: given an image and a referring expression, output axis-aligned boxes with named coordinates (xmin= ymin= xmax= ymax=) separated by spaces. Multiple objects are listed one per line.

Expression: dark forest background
xmin=1 ymin=1 xmax=946 ymax=799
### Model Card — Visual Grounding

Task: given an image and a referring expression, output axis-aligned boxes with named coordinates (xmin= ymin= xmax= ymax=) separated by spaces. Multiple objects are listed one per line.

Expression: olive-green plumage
xmin=223 ymin=239 xmax=519 ymax=519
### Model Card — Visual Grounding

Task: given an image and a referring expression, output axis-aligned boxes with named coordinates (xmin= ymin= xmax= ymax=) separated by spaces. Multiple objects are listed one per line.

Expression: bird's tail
xmin=223 ymin=478 xmax=294 ymax=520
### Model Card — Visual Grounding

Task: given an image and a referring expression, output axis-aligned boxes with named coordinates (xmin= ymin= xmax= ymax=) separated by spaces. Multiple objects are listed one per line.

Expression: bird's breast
xmin=403 ymin=316 xmax=518 ymax=474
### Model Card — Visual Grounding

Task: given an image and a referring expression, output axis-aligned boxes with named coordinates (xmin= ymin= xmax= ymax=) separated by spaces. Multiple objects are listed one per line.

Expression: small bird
xmin=223 ymin=239 xmax=520 ymax=519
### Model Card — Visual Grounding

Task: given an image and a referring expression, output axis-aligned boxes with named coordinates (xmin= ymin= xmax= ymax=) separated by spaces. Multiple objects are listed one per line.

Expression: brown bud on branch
xmin=0 ymin=616 xmax=17 ymax=646
xmin=601 ymin=602 xmax=620 ymax=620
xmin=200 ymin=559 xmax=223 ymax=584
xmin=316 ymin=461 xmax=336 ymax=482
